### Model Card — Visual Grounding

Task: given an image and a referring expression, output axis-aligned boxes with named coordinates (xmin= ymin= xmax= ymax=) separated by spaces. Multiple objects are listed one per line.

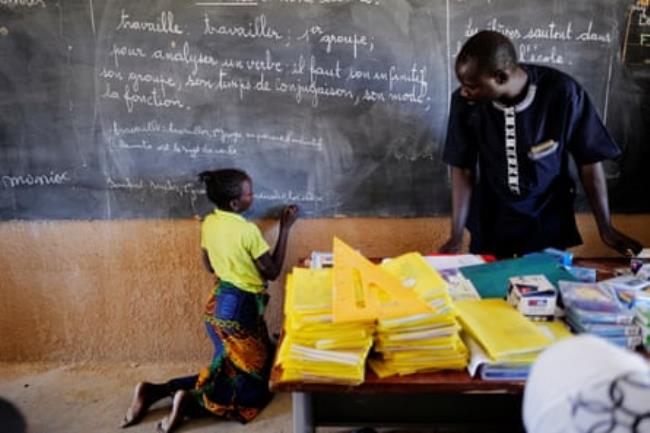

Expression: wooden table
xmin=270 ymin=366 xmax=526 ymax=433
xmin=270 ymin=258 xmax=631 ymax=433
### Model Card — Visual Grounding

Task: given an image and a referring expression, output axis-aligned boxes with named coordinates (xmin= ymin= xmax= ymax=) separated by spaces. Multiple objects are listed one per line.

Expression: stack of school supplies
xmin=601 ymin=274 xmax=650 ymax=309
xmin=456 ymin=299 xmax=554 ymax=380
xmin=368 ymin=253 xmax=468 ymax=378
xmin=423 ymin=254 xmax=487 ymax=270
xmin=559 ymin=281 xmax=641 ymax=349
xmin=280 ymin=238 xmax=466 ymax=384
xmin=276 ymin=267 xmax=374 ymax=385
xmin=506 ymin=275 xmax=557 ymax=320
xmin=465 ymin=321 xmax=571 ymax=380
xmin=459 ymin=253 xmax=577 ymax=298
xmin=637 ymin=306 xmax=650 ymax=352
xmin=423 ymin=254 xmax=484 ymax=301
xmin=437 ymin=268 xmax=481 ymax=301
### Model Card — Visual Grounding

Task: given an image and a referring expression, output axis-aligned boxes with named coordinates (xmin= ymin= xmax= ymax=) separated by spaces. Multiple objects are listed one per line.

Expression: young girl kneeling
xmin=122 ymin=168 xmax=299 ymax=433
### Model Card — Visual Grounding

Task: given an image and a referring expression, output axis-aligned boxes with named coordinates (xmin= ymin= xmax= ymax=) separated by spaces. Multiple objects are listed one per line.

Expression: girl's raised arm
xmin=255 ymin=205 xmax=299 ymax=281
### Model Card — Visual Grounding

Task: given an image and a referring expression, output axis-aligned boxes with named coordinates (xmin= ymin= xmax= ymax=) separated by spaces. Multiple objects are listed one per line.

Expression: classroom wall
xmin=1 ymin=214 xmax=649 ymax=363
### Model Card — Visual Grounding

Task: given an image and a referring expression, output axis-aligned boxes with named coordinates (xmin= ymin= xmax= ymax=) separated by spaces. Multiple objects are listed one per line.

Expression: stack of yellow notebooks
xmin=456 ymin=299 xmax=557 ymax=379
xmin=275 ymin=267 xmax=375 ymax=385
xmin=369 ymin=253 xmax=468 ymax=378
xmin=276 ymin=238 xmax=470 ymax=383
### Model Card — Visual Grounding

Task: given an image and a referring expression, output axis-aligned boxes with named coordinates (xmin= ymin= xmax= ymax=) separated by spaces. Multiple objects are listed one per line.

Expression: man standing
xmin=440 ymin=30 xmax=641 ymax=257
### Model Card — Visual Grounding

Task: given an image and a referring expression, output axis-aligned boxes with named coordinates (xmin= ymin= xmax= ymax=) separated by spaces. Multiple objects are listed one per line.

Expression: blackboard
xmin=1 ymin=0 xmax=649 ymax=220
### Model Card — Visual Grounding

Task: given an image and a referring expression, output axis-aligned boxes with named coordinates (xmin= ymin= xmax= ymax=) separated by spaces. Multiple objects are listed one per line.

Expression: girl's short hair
xmin=199 ymin=168 xmax=250 ymax=209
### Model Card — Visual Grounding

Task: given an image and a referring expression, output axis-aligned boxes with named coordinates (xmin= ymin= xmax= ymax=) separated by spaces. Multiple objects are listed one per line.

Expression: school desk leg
xmin=292 ymin=392 xmax=314 ymax=433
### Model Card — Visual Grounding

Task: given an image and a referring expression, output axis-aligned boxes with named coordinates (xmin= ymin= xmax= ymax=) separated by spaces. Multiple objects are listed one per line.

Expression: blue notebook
xmin=460 ymin=253 xmax=577 ymax=299
xmin=481 ymin=365 xmax=531 ymax=381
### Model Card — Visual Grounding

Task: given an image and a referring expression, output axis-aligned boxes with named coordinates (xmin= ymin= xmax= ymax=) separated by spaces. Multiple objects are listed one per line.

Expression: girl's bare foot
xmin=156 ymin=390 xmax=189 ymax=433
xmin=121 ymin=382 xmax=163 ymax=428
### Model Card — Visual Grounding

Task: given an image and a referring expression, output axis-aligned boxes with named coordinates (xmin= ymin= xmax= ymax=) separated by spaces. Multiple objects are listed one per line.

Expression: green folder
xmin=460 ymin=253 xmax=577 ymax=299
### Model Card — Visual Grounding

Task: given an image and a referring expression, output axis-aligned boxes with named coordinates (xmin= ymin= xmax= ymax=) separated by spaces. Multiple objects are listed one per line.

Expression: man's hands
xmin=439 ymin=236 xmax=463 ymax=254
xmin=438 ymin=167 xmax=474 ymax=255
xmin=579 ymin=162 xmax=642 ymax=257
xmin=599 ymin=226 xmax=642 ymax=257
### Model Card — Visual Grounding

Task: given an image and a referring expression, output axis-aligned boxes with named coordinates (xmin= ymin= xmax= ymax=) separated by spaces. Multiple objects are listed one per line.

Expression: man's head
xmin=455 ymin=30 xmax=520 ymax=102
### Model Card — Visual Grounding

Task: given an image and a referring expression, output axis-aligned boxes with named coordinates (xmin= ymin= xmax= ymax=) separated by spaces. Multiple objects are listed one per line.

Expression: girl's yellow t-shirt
xmin=201 ymin=209 xmax=270 ymax=294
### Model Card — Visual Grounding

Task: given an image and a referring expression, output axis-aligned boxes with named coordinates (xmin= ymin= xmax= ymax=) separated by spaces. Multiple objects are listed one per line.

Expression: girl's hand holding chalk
xmin=280 ymin=205 xmax=299 ymax=229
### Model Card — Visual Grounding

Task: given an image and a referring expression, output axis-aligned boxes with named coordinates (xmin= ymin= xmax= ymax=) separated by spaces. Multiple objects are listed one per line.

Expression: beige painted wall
xmin=1 ymin=214 xmax=649 ymax=362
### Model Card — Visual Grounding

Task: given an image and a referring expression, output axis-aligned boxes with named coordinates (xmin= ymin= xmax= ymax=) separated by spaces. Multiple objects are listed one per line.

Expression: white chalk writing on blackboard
xmin=296 ymin=25 xmax=373 ymax=58
xmin=109 ymin=44 xmax=147 ymax=68
xmin=576 ymin=21 xmax=612 ymax=43
xmin=203 ymin=13 xmax=284 ymax=40
xmin=455 ymin=16 xmax=613 ymax=67
xmin=2 ymin=171 xmax=70 ymax=188
xmin=0 ymin=0 xmax=45 ymax=8
xmin=272 ymin=0 xmax=380 ymax=7
xmin=197 ymin=0 xmax=257 ymax=6
xmin=89 ymin=1 xmax=442 ymax=219
xmin=100 ymin=82 xmax=185 ymax=113
xmin=110 ymin=139 xmax=238 ymax=159
xmin=523 ymin=23 xmax=573 ymax=41
xmin=109 ymin=120 xmax=324 ymax=151
xmin=107 ymin=177 xmax=198 ymax=196
xmin=116 ymin=9 xmax=184 ymax=35
xmin=106 ymin=177 xmax=323 ymax=204
xmin=255 ymin=190 xmax=324 ymax=203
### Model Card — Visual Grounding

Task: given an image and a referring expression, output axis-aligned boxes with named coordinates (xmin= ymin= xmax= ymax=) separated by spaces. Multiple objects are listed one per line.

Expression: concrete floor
xmin=0 ymin=363 xmax=487 ymax=433
xmin=0 ymin=362 xmax=294 ymax=433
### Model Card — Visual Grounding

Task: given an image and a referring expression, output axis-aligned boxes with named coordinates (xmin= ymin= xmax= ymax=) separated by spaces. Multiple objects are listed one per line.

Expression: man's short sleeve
xmin=443 ymin=91 xmax=478 ymax=169
xmin=243 ymin=222 xmax=270 ymax=260
xmin=565 ymin=85 xmax=621 ymax=165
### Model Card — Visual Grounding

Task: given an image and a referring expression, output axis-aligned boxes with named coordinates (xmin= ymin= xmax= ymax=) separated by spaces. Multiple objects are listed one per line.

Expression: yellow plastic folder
xmin=290 ymin=267 xmax=334 ymax=314
xmin=381 ymin=252 xmax=451 ymax=305
xmin=536 ymin=320 xmax=572 ymax=341
xmin=378 ymin=323 xmax=459 ymax=342
xmin=456 ymin=299 xmax=552 ymax=360
xmin=368 ymin=354 xmax=468 ymax=378
xmin=332 ymin=237 xmax=433 ymax=322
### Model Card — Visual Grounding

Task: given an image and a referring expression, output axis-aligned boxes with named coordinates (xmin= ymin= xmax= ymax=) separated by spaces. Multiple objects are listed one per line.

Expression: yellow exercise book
xmin=289 ymin=267 xmax=333 ymax=315
xmin=455 ymin=299 xmax=552 ymax=360
xmin=381 ymin=252 xmax=451 ymax=306
xmin=536 ymin=320 xmax=572 ymax=342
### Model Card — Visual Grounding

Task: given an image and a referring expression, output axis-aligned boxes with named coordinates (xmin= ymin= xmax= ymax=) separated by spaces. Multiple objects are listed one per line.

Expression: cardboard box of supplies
xmin=507 ymin=275 xmax=557 ymax=320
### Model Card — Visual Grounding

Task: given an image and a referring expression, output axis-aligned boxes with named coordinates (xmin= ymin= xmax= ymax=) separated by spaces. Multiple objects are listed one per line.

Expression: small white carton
xmin=507 ymin=274 xmax=557 ymax=319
